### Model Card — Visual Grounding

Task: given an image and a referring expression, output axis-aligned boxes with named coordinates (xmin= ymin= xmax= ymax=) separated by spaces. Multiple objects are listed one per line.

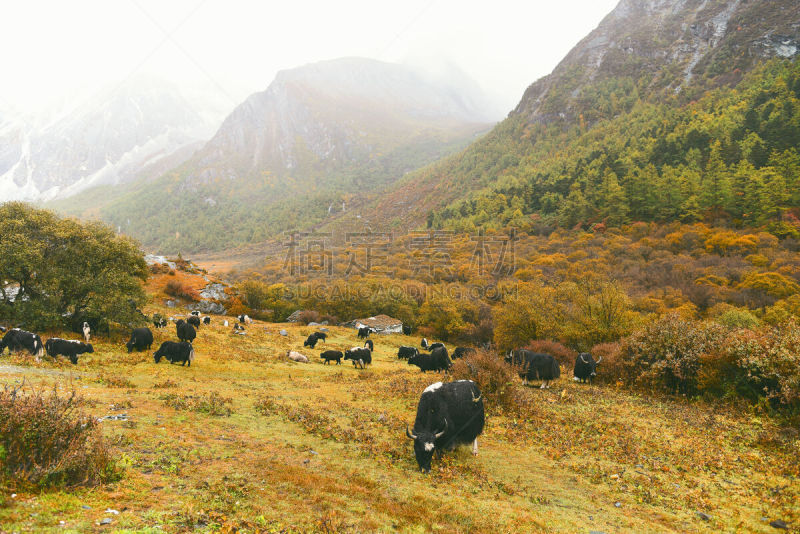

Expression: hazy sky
xmin=1 ymin=0 xmax=619 ymax=117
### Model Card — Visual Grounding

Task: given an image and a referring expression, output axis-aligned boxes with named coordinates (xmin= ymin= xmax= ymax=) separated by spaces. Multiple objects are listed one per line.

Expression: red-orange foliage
xmin=589 ymin=342 xmax=624 ymax=384
xmin=164 ymin=280 xmax=200 ymax=302
xmin=450 ymin=350 xmax=519 ymax=412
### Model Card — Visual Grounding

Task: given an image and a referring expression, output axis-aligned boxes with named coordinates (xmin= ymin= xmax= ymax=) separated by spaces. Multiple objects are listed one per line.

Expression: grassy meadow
xmin=0 ymin=300 xmax=797 ymax=533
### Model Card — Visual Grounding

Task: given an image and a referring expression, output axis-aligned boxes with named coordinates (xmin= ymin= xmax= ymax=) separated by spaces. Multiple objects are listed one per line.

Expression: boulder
xmin=188 ymin=300 xmax=226 ymax=315
xmin=200 ymin=283 xmax=228 ymax=301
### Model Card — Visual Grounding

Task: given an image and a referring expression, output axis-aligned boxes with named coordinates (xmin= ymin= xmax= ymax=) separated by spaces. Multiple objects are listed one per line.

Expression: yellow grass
xmin=0 ymin=307 xmax=797 ymax=532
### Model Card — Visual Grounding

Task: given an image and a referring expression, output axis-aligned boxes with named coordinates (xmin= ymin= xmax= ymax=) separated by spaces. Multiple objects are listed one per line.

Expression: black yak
xmin=406 ymin=380 xmax=485 ymax=473
xmin=573 ymin=352 xmax=601 ymax=383
xmin=320 ymin=350 xmax=343 ymax=365
xmin=126 ymin=328 xmax=153 ymax=353
xmin=44 ymin=338 xmax=93 ymax=364
xmin=153 ymin=341 xmax=194 ymax=366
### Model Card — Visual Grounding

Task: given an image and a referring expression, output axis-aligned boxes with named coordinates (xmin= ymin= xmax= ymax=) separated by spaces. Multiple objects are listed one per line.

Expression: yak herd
xmin=0 ymin=311 xmax=601 ymax=473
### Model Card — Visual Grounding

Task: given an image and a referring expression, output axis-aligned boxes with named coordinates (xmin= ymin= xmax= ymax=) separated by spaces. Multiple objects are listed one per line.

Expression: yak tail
xmin=35 ymin=338 xmax=44 ymax=358
xmin=552 ymin=359 xmax=561 ymax=379
xmin=189 ymin=347 xmax=195 ymax=362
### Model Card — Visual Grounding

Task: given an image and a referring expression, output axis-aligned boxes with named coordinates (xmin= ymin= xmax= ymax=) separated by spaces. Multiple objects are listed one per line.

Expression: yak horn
xmin=596 ymin=355 xmax=602 ymax=364
xmin=406 ymin=425 xmax=417 ymax=440
xmin=472 ymin=390 xmax=482 ymax=403
xmin=580 ymin=354 xmax=589 ymax=363
xmin=434 ymin=420 xmax=448 ymax=439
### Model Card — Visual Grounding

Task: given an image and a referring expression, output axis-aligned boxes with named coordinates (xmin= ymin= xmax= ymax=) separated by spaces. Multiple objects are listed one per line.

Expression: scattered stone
xmin=310 ymin=450 xmax=318 ymax=455
xmin=11 ymin=493 xmax=16 ymax=498
xmin=279 ymin=330 xmax=288 ymax=336
xmin=189 ymin=298 xmax=226 ymax=314
xmin=97 ymin=414 xmax=129 ymax=422
xmin=614 ymin=502 xmax=621 ymax=508
xmin=320 ymin=327 xmax=329 ymax=332
xmin=100 ymin=518 xmax=112 ymax=525
xmin=377 ymin=414 xmax=387 ymax=423
xmin=696 ymin=511 xmax=711 ymax=521
xmin=166 ymin=300 xmax=176 ymax=308
xmin=104 ymin=509 xmax=120 ymax=515
xmin=589 ymin=531 xmax=606 ymax=534
xmin=635 ymin=464 xmax=643 ymax=468
xmin=770 ymin=520 xmax=789 ymax=530
xmin=82 ymin=505 xmax=91 ymax=510
xmin=144 ymin=255 xmax=176 ymax=270
xmin=610 ymin=473 xmax=620 ymax=479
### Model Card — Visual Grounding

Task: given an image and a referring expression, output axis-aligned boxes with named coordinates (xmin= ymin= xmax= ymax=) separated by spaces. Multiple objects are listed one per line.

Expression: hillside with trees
xmin=357 ymin=0 xmax=800 ymax=236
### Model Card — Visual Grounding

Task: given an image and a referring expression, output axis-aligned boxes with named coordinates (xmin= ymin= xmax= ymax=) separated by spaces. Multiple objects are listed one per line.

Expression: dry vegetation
xmin=0 ymin=305 xmax=797 ymax=532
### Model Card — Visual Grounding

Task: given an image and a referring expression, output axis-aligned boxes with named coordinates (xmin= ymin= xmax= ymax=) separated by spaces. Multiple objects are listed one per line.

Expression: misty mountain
xmin=184 ymin=57 xmax=494 ymax=184
xmin=359 ymin=0 xmax=800 ymax=232
xmin=0 ymin=76 xmax=225 ymax=202
xmin=98 ymin=57 xmax=494 ymax=252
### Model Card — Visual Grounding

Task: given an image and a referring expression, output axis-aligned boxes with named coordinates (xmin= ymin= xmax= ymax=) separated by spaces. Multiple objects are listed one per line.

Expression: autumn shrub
xmin=696 ymin=346 xmax=744 ymax=400
xmin=715 ymin=307 xmax=760 ymax=329
xmin=737 ymin=271 xmax=800 ymax=299
xmin=164 ymin=280 xmax=200 ymax=301
xmin=319 ymin=314 xmax=339 ymax=325
xmin=460 ymin=317 xmax=495 ymax=346
xmin=0 ymin=384 xmax=117 ymax=488
xmin=149 ymin=262 xmax=171 ymax=275
xmin=763 ymin=294 xmax=800 ymax=325
xmin=450 ymin=350 xmax=519 ymax=412
xmin=524 ymin=340 xmax=577 ymax=368
xmin=721 ymin=321 xmax=800 ymax=415
xmin=296 ymin=310 xmax=322 ymax=325
xmin=225 ymin=296 xmax=247 ymax=317
xmin=621 ymin=313 xmax=726 ymax=395
xmin=588 ymin=342 xmax=624 ymax=384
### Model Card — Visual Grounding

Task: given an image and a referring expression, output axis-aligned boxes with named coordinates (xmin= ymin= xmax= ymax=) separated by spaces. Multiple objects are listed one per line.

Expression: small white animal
xmin=286 ymin=350 xmax=309 ymax=363
xmin=82 ymin=322 xmax=91 ymax=343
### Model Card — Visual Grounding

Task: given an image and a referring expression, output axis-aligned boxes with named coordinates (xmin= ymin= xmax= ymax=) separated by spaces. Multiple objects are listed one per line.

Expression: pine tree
xmin=601 ymin=169 xmax=630 ymax=225
xmin=700 ymin=141 xmax=733 ymax=220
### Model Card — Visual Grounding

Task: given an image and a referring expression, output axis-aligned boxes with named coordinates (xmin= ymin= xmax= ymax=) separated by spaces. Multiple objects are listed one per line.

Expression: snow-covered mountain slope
xmin=0 ymin=76 xmax=227 ymax=202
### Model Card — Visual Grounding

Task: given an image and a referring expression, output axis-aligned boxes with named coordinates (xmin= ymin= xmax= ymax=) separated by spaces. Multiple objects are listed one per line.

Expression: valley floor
xmin=0 ymin=313 xmax=797 ymax=533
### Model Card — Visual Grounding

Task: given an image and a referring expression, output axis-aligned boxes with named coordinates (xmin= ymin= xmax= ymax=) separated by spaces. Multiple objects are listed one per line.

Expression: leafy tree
xmin=418 ymin=294 xmax=471 ymax=341
xmin=493 ymin=283 xmax=560 ymax=350
xmin=558 ymin=278 xmax=638 ymax=348
xmin=0 ymin=203 xmax=147 ymax=330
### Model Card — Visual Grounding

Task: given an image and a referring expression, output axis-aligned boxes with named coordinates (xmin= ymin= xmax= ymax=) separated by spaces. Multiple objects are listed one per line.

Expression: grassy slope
xmin=0 ymin=283 xmax=797 ymax=532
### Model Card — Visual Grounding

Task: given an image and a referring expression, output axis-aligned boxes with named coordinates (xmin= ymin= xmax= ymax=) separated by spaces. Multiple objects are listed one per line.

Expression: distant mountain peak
xmin=195 ymin=56 xmax=495 ymax=181
xmin=0 ymin=76 xmax=226 ymax=202
xmin=513 ymin=0 xmax=800 ymax=124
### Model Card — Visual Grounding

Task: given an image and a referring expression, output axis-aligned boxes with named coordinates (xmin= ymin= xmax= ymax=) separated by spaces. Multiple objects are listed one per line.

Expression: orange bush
xmin=164 ymin=280 xmax=200 ymax=301
xmin=296 ymin=310 xmax=322 ymax=325
xmin=0 ymin=383 xmax=117 ymax=487
xmin=589 ymin=342 xmax=624 ymax=384
xmin=450 ymin=350 xmax=519 ymax=412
